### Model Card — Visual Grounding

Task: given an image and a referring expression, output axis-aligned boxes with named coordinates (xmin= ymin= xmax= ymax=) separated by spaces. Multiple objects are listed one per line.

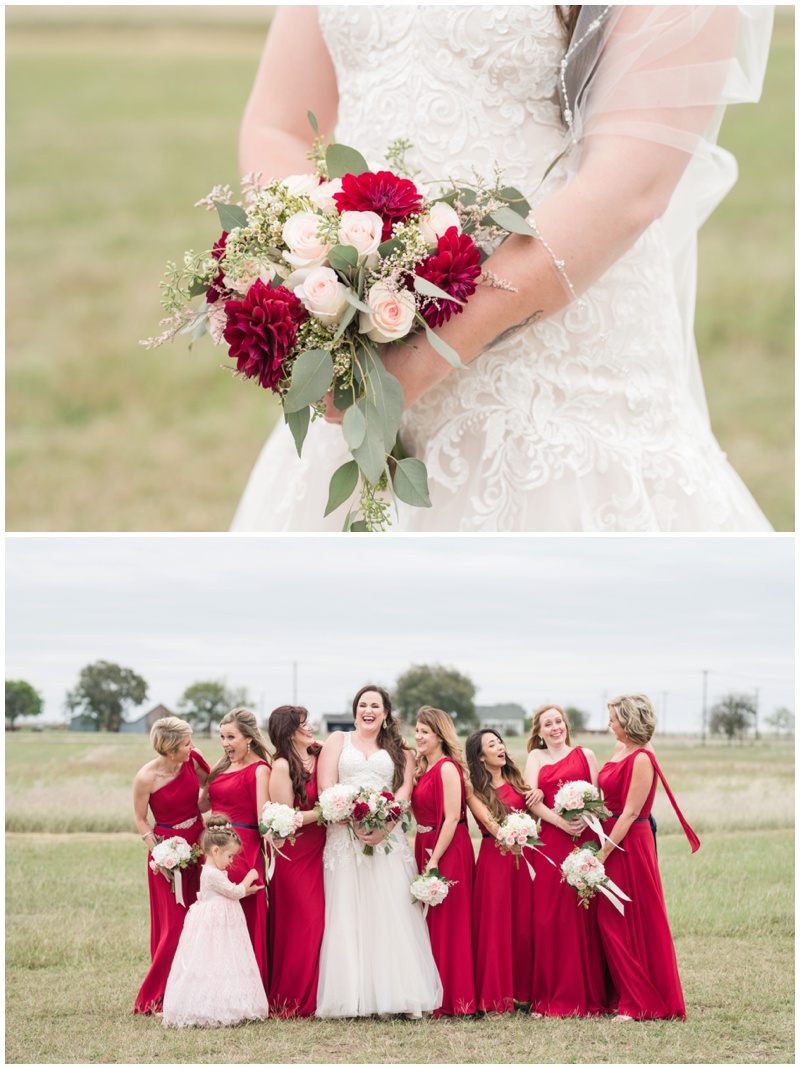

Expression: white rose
xmin=360 ymin=282 xmax=416 ymax=344
xmin=418 ymin=201 xmax=461 ymax=246
xmin=337 ymin=210 xmax=384 ymax=267
xmin=295 ymin=266 xmax=349 ymax=326
xmin=224 ymin=259 xmax=280 ymax=295
xmin=281 ymin=173 xmax=318 ymax=198
xmin=282 ymin=211 xmax=331 ymax=269
xmin=309 ymin=178 xmax=343 ymax=212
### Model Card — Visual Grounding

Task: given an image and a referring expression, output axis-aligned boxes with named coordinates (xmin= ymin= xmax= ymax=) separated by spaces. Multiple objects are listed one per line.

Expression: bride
xmin=315 ymin=685 xmax=442 ymax=1018
xmin=231 ymin=6 xmax=774 ymax=532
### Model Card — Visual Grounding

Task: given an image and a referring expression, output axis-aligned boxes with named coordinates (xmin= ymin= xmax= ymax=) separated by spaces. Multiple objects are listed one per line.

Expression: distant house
xmin=70 ymin=703 xmax=173 ymax=733
xmin=477 ymin=703 xmax=528 ymax=737
xmin=322 ymin=713 xmax=355 ymax=734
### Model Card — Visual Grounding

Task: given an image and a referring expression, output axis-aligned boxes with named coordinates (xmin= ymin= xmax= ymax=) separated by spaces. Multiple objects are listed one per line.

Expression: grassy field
xmin=5 ymin=730 xmax=794 ymax=1063
xmin=5 ymin=7 xmax=795 ymax=531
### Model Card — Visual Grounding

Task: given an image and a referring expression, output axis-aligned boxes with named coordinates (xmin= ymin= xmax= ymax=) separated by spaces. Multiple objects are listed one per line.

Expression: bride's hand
xmin=354 ymin=825 xmax=384 ymax=845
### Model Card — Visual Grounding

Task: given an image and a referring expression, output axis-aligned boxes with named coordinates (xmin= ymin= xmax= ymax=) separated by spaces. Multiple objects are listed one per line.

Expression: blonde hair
xmin=526 ymin=704 xmax=571 ymax=752
xmin=608 ymin=694 xmax=656 ymax=745
xmin=150 ymin=716 xmax=193 ymax=757
xmin=207 ymin=707 xmax=272 ymax=785
xmin=201 ymin=812 xmax=241 ymax=853
xmin=413 ymin=706 xmax=470 ymax=785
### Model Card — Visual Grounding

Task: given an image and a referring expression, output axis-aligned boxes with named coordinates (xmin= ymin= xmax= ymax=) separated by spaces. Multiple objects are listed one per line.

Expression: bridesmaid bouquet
xmin=560 ymin=845 xmax=632 ymax=915
xmin=315 ymin=783 xmax=359 ymax=824
xmin=494 ymin=812 xmax=544 ymax=872
xmin=553 ymin=780 xmax=614 ymax=847
xmin=141 ymin=113 xmax=536 ymax=530
xmin=149 ymin=836 xmax=203 ymax=906
xmin=351 ymin=788 xmax=411 ymax=856
xmin=410 ymin=869 xmax=456 ymax=916
xmin=258 ymin=802 xmax=304 ymax=844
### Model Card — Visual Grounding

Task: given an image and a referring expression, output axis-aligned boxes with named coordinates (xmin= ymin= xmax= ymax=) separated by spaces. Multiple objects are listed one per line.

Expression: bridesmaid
xmin=465 ymin=729 xmax=541 ymax=1014
xmin=132 ymin=716 xmax=208 ymax=1014
xmin=523 ymin=704 xmax=609 ymax=1017
xmin=266 ymin=704 xmax=325 ymax=1017
xmin=411 ymin=706 xmax=476 ymax=1017
xmin=595 ymin=695 xmax=700 ymax=1021
xmin=202 ymin=707 xmax=271 ymax=992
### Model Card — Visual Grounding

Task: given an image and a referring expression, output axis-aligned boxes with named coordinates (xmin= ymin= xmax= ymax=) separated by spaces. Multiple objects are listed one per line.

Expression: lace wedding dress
xmin=315 ymin=733 xmax=442 ymax=1017
xmin=231 ymin=5 xmax=772 ymax=532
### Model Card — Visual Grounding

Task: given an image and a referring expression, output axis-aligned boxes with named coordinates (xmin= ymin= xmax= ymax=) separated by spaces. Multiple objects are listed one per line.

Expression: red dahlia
xmin=223 ymin=279 xmax=308 ymax=393
xmin=352 ymin=802 xmax=370 ymax=821
xmin=415 ymin=226 xmax=482 ymax=328
xmin=333 ymin=170 xmax=423 ymax=242
xmin=206 ymin=231 xmax=228 ymax=304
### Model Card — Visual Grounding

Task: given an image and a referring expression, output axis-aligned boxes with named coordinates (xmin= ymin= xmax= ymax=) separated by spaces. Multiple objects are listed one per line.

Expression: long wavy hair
xmin=207 ymin=707 xmax=272 ymax=787
xmin=413 ymin=706 xmax=469 ymax=786
xmin=267 ymin=704 xmax=322 ymax=806
xmin=555 ymin=5 xmax=581 ymax=43
xmin=352 ymin=684 xmax=411 ymax=794
xmin=526 ymin=703 xmax=572 ymax=752
xmin=465 ymin=729 xmax=530 ymax=825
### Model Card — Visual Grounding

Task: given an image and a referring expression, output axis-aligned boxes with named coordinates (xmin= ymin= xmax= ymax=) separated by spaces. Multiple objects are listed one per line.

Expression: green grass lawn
xmin=5 ymin=8 xmax=795 ymax=531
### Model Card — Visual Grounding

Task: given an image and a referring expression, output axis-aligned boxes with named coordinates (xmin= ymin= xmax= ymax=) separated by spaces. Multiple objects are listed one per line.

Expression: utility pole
xmin=701 ymin=670 xmax=708 ymax=744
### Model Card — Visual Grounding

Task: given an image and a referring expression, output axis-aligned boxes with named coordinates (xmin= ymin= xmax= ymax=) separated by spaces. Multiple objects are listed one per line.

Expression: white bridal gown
xmin=231 ymin=5 xmax=772 ymax=533
xmin=315 ymin=733 xmax=442 ymax=1017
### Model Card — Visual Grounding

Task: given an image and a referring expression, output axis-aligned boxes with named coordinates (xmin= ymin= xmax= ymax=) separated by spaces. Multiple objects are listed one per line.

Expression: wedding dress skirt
xmin=315 ymin=735 xmax=442 ymax=1017
xmin=231 ymin=6 xmax=772 ymax=533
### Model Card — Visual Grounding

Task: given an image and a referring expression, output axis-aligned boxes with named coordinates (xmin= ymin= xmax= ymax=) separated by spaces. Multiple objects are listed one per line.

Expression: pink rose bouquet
xmin=142 ymin=116 xmax=535 ymax=529
xmin=411 ymin=868 xmax=456 ymax=915
xmin=560 ymin=844 xmax=632 ymax=915
xmin=494 ymin=812 xmax=544 ymax=870
xmin=149 ymin=835 xmax=202 ymax=907
xmin=553 ymin=779 xmax=614 ymax=846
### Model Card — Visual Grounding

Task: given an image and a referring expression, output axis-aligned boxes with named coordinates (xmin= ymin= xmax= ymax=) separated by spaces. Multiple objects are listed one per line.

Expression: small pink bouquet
xmin=142 ymin=114 xmax=534 ymax=530
xmin=553 ymin=779 xmax=614 ymax=846
xmin=411 ymin=868 xmax=456 ymax=915
xmin=149 ymin=836 xmax=202 ymax=906
xmin=351 ymin=787 xmax=410 ymax=856
xmin=494 ymin=812 xmax=543 ymax=870
xmin=560 ymin=844 xmax=631 ymax=914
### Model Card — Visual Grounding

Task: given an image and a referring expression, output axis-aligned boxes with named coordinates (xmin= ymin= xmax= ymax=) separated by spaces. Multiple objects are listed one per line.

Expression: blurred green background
xmin=6 ymin=6 xmax=795 ymax=531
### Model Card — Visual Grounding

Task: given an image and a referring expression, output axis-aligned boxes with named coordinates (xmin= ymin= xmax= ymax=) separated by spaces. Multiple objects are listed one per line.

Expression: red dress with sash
xmin=597 ymin=749 xmax=700 ymax=1019
xmin=531 ymin=747 xmax=610 ymax=1016
xmin=267 ymin=759 xmax=326 ymax=1016
xmin=472 ymin=782 xmax=535 ymax=1012
xmin=412 ymin=757 xmax=476 ymax=1016
xmin=133 ymin=749 xmax=209 ymax=1014
xmin=208 ymin=759 xmax=270 ymax=991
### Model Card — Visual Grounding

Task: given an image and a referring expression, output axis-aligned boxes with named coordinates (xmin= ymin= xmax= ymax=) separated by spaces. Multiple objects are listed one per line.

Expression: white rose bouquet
xmin=258 ymin=802 xmax=304 ymax=844
xmin=553 ymin=779 xmax=615 ymax=847
xmin=149 ymin=835 xmax=202 ymax=906
xmin=411 ymin=868 xmax=456 ymax=912
xmin=142 ymin=115 xmax=537 ymax=530
xmin=314 ymin=783 xmax=359 ymax=825
xmin=560 ymin=844 xmax=632 ymax=915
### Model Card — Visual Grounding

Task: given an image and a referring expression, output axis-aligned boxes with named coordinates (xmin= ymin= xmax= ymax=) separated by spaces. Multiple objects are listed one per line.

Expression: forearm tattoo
xmin=486 ymin=309 xmax=544 ymax=350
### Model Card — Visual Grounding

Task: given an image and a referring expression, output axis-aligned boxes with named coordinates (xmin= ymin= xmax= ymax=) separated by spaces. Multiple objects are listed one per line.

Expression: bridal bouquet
xmin=560 ymin=844 xmax=631 ymax=915
xmin=314 ymin=783 xmax=359 ymax=825
xmin=553 ymin=779 xmax=614 ymax=846
xmin=410 ymin=868 xmax=456 ymax=913
xmin=351 ymin=788 xmax=410 ymax=856
xmin=494 ymin=812 xmax=544 ymax=870
xmin=258 ymin=801 xmax=304 ymax=844
xmin=142 ymin=114 xmax=536 ymax=530
xmin=149 ymin=836 xmax=202 ymax=906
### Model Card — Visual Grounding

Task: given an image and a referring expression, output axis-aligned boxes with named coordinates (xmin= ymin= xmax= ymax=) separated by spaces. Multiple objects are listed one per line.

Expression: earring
xmin=246 ymin=742 xmax=251 ymax=752
xmin=380 ymin=719 xmax=386 ymax=731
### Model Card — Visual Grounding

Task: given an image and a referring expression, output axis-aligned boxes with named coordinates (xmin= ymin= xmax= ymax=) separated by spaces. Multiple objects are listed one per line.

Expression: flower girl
xmin=162 ymin=814 xmax=268 ymax=1027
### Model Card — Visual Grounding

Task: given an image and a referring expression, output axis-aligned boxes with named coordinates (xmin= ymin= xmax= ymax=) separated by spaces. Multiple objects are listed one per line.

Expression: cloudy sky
xmin=5 ymin=535 xmax=794 ymax=735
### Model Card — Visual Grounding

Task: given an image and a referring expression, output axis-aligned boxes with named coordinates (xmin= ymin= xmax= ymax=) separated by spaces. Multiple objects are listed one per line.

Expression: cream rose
xmin=281 ymin=173 xmax=318 ymax=198
xmin=309 ymin=178 xmax=343 ymax=212
xmin=418 ymin=201 xmax=461 ymax=246
xmin=294 ymin=266 xmax=349 ymax=327
xmin=337 ymin=211 xmax=384 ymax=267
xmin=224 ymin=259 xmax=280 ymax=295
xmin=360 ymin=282 xmax=416 ymax=344
xmin=282 ymin=211 xmax=331 ymax=269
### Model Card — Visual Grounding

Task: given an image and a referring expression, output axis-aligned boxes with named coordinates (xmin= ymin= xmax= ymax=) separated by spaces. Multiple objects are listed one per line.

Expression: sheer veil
xmin=534 ymin=5 xmax=775 ymax=423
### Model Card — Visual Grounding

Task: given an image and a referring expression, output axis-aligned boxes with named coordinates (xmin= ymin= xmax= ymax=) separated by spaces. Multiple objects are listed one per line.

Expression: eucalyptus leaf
xmin=377 ymin=238 xmax=401 ymax=258
xmin=423 ymin=323 xmax=466 ymax=370
xmin=392 ymin=457 xmax=432 ymax=509
xmin=342 ymin=401 xmax=367 ymax=450
xmin=332 ymin=300 xmax=358 ymax=343
xmin=324 ymin=460 xmax=359 ymax=517
xmin=364 ymin=361 xmax=405 ymax=449
xmin=284 ymin=405 xmax=310 ymax=457
xmin=343 ymin=288 xmax=373 ymax=314
xmin=188 ymin=279 xmax=210 ymax=298
xmin=414 ymin=274 xmax=464 ymax=307
xmin=328 ymin=244 xmax=359 ymax=272
xmin=333 ymin=377 xmax=359 ymax=412
xmin=351 ymin=403 xmax=388 ymax=486
xmin=307 ymin=110 xmax=319 ymax=135
xmin=349 ymin=520 xmax=369 ymax=532
xmin=179 ymin=309 xmax=208 ymax=336
xmin=326 ymin=143 xmax=370 ymax=180
xmin=283 ymin=349 xmax=333 ymax=414
xmin=489 ymin=205 xmax=538 ymax=238
xmin=498 ymin=186 xmax=532 ymax=217
xmin=214 ymin=201 xmax=248 ymax=232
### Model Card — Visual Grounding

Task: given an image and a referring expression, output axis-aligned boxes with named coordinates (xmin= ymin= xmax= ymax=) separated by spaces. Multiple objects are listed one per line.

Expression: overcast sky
xmin=5 ymin=535 xmax=794 ymax=736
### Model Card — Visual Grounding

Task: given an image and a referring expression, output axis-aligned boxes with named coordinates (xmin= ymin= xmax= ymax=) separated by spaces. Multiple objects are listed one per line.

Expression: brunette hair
xmin=526 ymin=704 xmax=572 ymax=752
xmin=201 ymin=812 xmax=241 ymax=853
xmin=465 ymin=729 xmax=529 ymax=825
xmin=207 ymin=707 xmax=272 ymax=786
xmin=352 ymin=685 xmax=411 ymax=794
xmin=555 ymin=5 xmax=581 ymax=43
xmin=608 ymin=694 xmax=657 ymax=746
xmin=267 ymin=704 xmax=322 ymax=806
xmin=149 ymin=716 xmax=192 ymax=757
xmin=413 ymin=706 xmax=469 ymax=786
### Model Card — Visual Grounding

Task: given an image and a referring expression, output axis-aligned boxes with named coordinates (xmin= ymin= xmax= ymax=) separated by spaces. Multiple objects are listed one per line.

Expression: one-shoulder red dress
xmin=208 ymin=759 xmax=270 ymax=991
xmin=472 ymin=782 xmax=535 ymax=1012
xmin=597 ymin=749 xmax=700 ymax=1019
xmin=133 ymin=749 xmax=209 ymax=1014
xmin=412 ymin=757 xmax=476 ymax=1016
xmin=267 ymin=758 xmax=326 ymax=1016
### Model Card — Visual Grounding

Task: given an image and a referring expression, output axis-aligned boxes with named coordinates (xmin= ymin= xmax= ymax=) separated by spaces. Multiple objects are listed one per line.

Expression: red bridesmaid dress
xmin=472 ymin=783 xmax=535 ymax=1013
xmin=208 ymin=760 xmax=269 ymax=991
xmin=597 ymin=749 xmax=700 ymax=1020
xmin=133 ymin=750 xmax=209 ymax=1014
xmin=531 ymin=747 xmax=610 ymax=1016
xmin=412 ymin=757 xmax=476 ymax=1016
xmin=267 ymin=758 xmax=326 ymax=1016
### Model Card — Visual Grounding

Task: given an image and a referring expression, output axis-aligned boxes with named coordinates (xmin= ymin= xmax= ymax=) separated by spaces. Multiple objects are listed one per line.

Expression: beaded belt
xmin=415 ymin=818 xmax=466 ymax=834
xmin=155 ymin=815 xmax=201 ymax=830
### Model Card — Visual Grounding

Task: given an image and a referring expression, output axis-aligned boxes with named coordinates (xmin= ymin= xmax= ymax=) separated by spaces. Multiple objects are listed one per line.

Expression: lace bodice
xmin=199 ymin=863 xmax=247 ymax=901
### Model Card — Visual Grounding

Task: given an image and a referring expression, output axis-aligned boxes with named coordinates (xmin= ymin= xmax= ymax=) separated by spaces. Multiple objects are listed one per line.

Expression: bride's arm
xmin=240 ymin=7 xmax=339 ymax=179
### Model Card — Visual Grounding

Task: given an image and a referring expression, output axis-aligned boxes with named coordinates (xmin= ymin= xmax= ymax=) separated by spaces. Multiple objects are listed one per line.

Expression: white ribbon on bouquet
xmin=596 ymin=878 xmax=631 ymax=915
xmin=581 ymin=811 xmax=624 ymax=852
xmin=173 ymin=867 xmax=185 ymax=908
